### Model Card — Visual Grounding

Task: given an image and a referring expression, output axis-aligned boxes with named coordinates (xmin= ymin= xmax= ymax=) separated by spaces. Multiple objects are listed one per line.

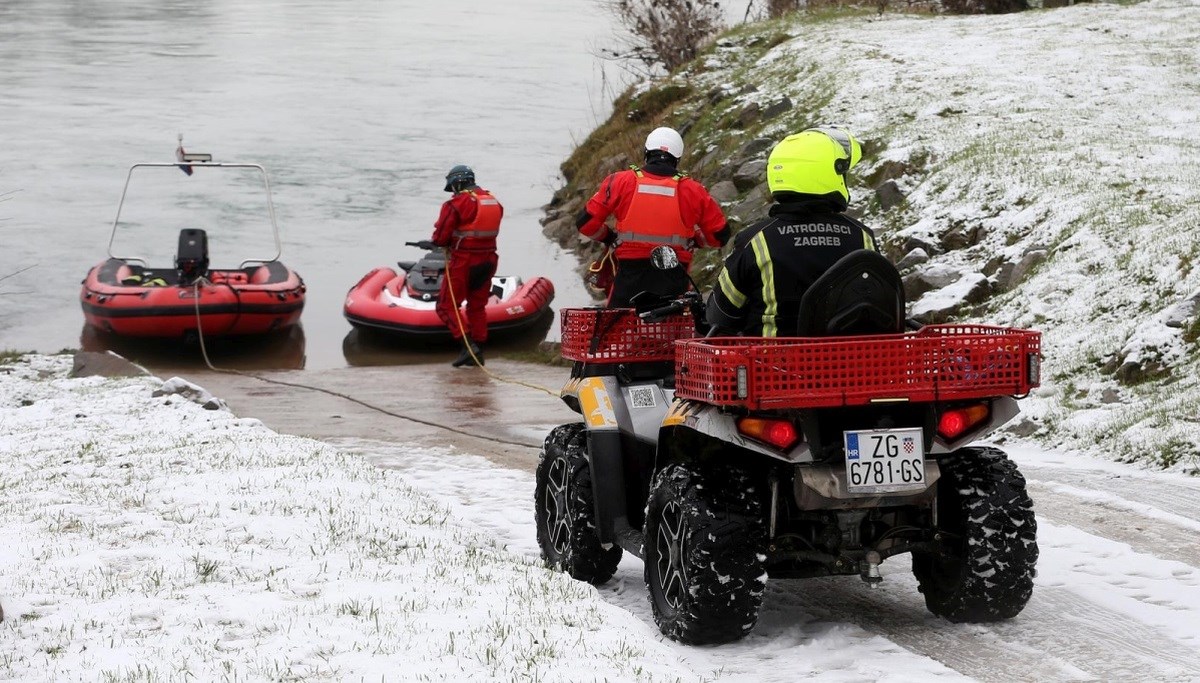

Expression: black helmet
xmin=443 ymin=164 xmax=476 ymax=192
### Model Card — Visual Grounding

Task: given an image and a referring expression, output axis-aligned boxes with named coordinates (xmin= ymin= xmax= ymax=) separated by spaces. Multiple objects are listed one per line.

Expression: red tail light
xmin=937 ymin=404 xmax=990 ymax=440
xmin=737 ymin=417 xmax=800 ymax=450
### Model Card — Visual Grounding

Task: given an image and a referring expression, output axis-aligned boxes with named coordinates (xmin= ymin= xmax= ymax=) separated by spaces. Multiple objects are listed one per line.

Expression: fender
xmin=562 ymin=375 xmax=675 ymax=546
xmin=561 ymin=376 xmax=618 ymax=428
xmin=931 ymin=396 xmax=1020 ymax=453
xmin=562 ymin=376 xmax=624 ymax=544
xmin=660 ymin=398 xmax=817 ymax=464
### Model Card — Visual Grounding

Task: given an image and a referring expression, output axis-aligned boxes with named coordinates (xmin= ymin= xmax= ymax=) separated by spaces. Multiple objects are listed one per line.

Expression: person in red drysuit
xmin=576 ymin=126 xmax=730 ymax=308
xmin=431 ymin=164 xmax=502 ymax=367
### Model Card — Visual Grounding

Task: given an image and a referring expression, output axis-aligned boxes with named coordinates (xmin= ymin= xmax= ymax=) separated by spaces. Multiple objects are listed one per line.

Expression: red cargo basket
xmin=560 ymin=307 xmax=697 ymax=363
xmin=674 ymin=324 xmax=1041 ymax=410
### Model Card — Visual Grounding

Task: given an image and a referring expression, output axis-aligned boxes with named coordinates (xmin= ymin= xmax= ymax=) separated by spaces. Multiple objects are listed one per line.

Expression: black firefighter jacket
xmin=709 ymin=199 xmax=879 ymax=337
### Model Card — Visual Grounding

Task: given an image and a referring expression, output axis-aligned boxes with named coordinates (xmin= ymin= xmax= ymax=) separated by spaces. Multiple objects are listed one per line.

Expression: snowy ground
xmin=4 ymin=354 xmax=1200 ymax=682
xmin=0 ymin=355 xmax=690 ymax=682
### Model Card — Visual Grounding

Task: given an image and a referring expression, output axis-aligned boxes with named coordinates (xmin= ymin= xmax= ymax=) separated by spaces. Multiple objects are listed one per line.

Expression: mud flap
xmin=586 ymin=429 xmax=627 ymax=545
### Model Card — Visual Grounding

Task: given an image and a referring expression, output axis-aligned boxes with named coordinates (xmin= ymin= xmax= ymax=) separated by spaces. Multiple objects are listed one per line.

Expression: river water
xmin=0 ymin=0 xmax=620 ymax=369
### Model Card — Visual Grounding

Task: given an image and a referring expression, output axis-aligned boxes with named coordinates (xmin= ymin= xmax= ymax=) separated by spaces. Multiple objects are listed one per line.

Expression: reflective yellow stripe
xmin=750 ymin=232 xmax=778 ymax=337
xmin=718 ymin=269 xmax=746 ymax=308
xmin=863 ymin=231 xmax=875 ymax=251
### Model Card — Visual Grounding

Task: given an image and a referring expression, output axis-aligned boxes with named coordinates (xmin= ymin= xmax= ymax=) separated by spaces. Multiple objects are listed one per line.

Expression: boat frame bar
xmin=107 ymin=160 xmax=283 ymax=269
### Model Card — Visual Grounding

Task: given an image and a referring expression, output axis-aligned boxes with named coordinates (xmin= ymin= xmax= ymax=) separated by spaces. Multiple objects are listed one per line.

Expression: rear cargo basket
xmin=560 ymin=307 xmax=696 ymax=364
xmin=674 ymin=324 xmax=1041 ymax=410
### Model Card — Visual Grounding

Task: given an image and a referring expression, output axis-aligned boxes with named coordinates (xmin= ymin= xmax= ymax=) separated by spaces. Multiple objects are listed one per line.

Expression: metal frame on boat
xmin=80 ymin=141 xmax=306 ymax=340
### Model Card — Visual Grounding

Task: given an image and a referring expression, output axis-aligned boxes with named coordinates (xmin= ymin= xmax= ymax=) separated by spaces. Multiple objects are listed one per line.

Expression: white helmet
xmin=645 ymin=127 xmax=684 ymax=159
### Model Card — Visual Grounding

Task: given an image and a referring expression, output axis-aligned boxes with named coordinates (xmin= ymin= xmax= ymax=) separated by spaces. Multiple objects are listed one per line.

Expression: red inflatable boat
xmin=81 ymin=257 xmax=305 ymax=339
xmin=80 ymin=143 xmax=305 ymax=340
xmin=343 ymin=242 xmax=554 ymax=342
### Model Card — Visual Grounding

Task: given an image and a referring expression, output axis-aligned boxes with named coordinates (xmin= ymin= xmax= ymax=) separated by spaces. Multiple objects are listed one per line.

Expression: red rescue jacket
xmin=614 ymin=169 xmax=691 ymax=259
xmin=452 ymin=189 xmax=502 ymax=252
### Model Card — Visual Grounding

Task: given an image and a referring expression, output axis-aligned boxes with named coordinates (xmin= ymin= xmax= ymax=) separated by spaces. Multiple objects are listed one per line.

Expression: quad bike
xmin=535 ymin=247 xmax=1042 ymax=644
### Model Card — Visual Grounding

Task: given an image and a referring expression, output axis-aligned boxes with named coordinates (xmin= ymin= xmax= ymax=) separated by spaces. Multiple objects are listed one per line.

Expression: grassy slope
xmin=547 ymin=0 xmax=1200 ymax=470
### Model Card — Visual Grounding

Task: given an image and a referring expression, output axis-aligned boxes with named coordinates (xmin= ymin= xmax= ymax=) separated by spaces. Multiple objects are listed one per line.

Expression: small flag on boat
xmin=176 ymin=143 xmax=193 ymax=176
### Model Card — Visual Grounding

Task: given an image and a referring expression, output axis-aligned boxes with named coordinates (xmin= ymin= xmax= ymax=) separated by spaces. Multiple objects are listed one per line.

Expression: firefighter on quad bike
xmin=537 ymin=127 xmax=1040 ymax=647
xmin=708 ymin=127 xmax=882 ymax=336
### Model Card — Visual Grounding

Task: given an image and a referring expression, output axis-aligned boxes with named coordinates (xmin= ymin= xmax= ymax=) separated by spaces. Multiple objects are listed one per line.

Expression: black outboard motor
xmin=176 ymin=229 xmax=209 ymax=285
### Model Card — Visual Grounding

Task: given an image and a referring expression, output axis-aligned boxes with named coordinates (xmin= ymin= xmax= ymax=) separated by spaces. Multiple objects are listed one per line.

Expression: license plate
xmin=844 ymin=427 xmax=926 ymax=494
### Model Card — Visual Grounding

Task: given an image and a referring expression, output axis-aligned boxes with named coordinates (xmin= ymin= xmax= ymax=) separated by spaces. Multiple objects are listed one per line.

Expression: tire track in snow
xmin=1024 ymin=463 xmax=1200 ymax=522
xmin=1027 ymin=480 xmax=1200 ymax=569
xmin=760 ymin=575 xmax=1200 ymax=682
xmin=360 ymin=440 xmax=967 ymax=681
xmin=360 ymin=439 xmax=1200 ymax=682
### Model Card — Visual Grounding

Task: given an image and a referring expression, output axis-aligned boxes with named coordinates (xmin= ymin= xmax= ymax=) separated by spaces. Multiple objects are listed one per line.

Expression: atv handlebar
xmin=405 ymin=240 xmax=438 ymax=251
xmin=638 ymin=291 xmax=704 ymax=323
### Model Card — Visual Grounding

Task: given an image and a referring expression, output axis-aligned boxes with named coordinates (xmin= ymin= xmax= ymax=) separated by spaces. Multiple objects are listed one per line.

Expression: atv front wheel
xmin=535 ymin=423 xmax=622 ymax=584
xmin=913 ymin=446 xmax=1038 ymax=622
xmin=644 ymin=461 xmax=767 ymax=644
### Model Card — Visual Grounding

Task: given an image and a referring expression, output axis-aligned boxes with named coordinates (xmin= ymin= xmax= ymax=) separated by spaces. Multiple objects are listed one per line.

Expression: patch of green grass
xmin=626 ymin=85 xmax=692 ymax=123
xmin=499 ymin=343 xmax=570 ymax=367
xmin=337 ymin=599 xmax=380 ymax=619
xmin=1184 ymin=313 xmax=1200 ymax=346
xmin=0 ymin=349 xmax=27 ymax=365
xmin=757 ymin=32 xmax=792 ymax=51
xmin=192 ymin=555 xmax=220 ymax=583
xmin=1179 ymin=251 xmax=1194 ymax=278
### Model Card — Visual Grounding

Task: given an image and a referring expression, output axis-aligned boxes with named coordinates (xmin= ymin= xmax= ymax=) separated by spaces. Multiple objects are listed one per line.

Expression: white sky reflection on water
xmin=0 ymin=0 xmax=624 ymax=366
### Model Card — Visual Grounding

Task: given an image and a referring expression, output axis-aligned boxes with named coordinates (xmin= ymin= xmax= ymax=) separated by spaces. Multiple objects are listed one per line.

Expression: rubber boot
xmin=451 ymin=339 xmax=484 ymax=367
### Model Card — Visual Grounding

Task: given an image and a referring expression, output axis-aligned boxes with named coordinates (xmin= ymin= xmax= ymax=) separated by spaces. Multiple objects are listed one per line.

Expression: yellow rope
xmin=441 ymin=246 xmax=558 ymax=398
xmin=190 ymin=279 xmax=544 ymax=448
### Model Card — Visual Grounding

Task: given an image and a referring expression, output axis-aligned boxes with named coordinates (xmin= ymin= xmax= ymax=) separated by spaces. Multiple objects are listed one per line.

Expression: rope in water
xmin=189 ymin=278 xmax=545 ymax=450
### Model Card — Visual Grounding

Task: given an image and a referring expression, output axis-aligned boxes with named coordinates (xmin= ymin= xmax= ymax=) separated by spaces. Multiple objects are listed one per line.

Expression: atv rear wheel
xmin=644 ymin=461 xmax=767 ymax=644
xmin=913 ymin=446 xmax=1038 ymax=622
xmin=535 ymin=423 xmax=622 ymax=584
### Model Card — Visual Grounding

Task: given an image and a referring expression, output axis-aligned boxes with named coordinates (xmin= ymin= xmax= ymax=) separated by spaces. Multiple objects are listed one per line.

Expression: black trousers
xmin=607 ymin=258 xmax=690 ymax=309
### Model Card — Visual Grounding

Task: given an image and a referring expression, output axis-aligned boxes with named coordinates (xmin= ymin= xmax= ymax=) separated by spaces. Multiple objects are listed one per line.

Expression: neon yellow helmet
xmin=766 ymin=127 xmax=863 ymax=205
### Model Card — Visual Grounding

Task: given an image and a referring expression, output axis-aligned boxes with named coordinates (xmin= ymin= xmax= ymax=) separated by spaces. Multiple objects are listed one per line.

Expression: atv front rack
xmin=674 ymin=325 xmax=1042 ymax=410
xmin=560 ymin=307 xmax=696 ymax=364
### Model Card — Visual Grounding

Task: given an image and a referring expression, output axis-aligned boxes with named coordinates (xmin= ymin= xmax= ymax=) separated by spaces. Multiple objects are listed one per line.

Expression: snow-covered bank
xmin=0 ymin=354 xmax=689 ymax=682
xmin=6 ymin=354 xmax=1200 ymax=681
xmin=754 ymin=0 xmax=1200 ymax=470
xmin=553 ymin=0 xmax=1200 ymax=470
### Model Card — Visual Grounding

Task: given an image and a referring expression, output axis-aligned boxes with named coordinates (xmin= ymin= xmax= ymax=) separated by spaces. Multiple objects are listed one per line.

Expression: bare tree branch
xmin=599 ymin=0 xmax=726 ymax=75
